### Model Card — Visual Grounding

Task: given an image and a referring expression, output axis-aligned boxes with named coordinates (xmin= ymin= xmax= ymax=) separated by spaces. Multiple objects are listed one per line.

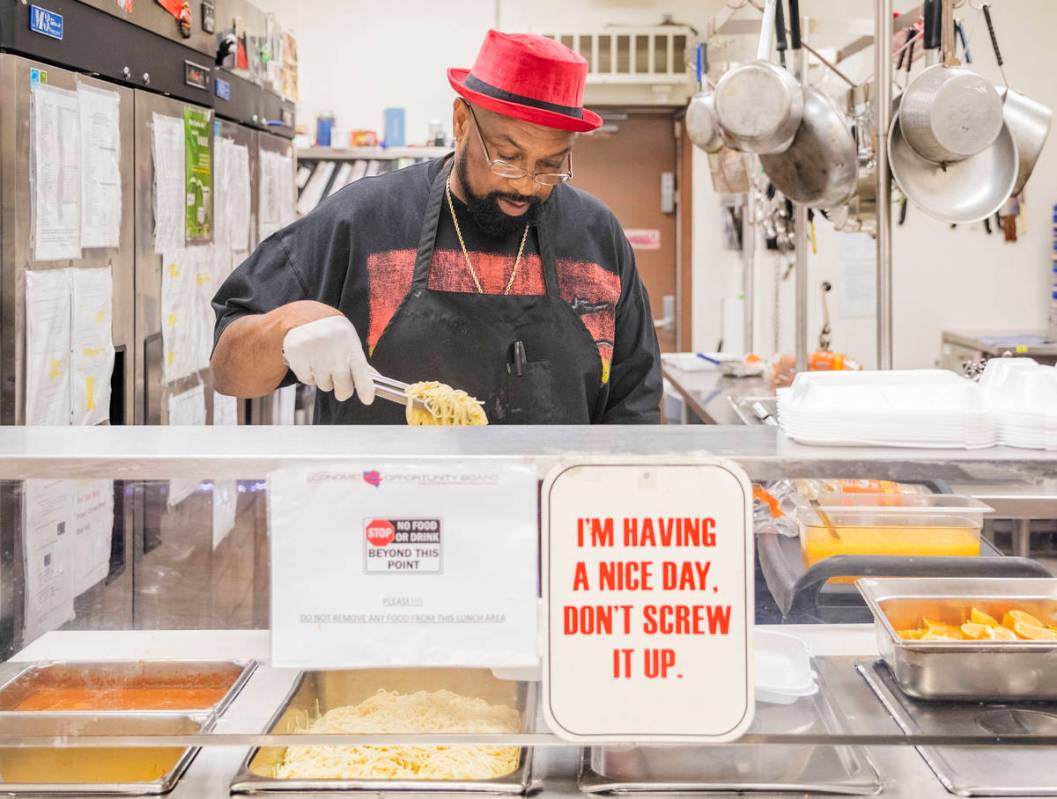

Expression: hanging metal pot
xmin=759 ymin=85 xmax=858 ymax=208
xmin=686 ymin=45 xmax=725 ymax=153
xmin=889 ymin=93 xmax=1019 ymax=224
xmin=980 ymin=3 xmax=1052 ymax=195
xmin=714 ymin=0 xmax=803 ymax=155
xmin=897 ymin=0 xmax=1004 ymax=165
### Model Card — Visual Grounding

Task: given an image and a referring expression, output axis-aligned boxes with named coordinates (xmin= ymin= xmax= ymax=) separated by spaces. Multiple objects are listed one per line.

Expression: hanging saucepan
xmin=898 ymin=0 xmax=1004 ymax=165
xmin=758 ymin=2 xmax=858 ymax=209
xmin=889 ymin=92 xmax=1019 ymax=224
xmin=713 ymin=0 xmax=803 ymax=155
xmin=981 ymin=3 xmax=1052 ymax=195
xmin=686 ymin=44 xmax=725 ymax=153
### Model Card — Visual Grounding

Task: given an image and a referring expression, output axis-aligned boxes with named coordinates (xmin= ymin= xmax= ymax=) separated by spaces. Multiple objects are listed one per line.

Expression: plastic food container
xmin=797 ymin=495 xmax=991 ymax=574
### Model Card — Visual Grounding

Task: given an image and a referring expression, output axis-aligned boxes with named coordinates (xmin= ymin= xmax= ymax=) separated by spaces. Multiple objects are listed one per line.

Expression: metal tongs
xmin=369 ymin=369 xmax=428 ymax=414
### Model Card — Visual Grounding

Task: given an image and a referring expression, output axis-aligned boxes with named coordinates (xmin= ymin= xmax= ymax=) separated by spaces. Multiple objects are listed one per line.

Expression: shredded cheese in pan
xmin=405 ymin=382 xmax=488 ymax=426
xmin=275 ymin=689 xmax=520 ymax=781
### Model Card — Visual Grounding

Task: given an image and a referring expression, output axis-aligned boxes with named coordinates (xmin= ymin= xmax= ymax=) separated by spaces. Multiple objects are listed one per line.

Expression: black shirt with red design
xmin=213 ymin=157 xmax=662 ymax=424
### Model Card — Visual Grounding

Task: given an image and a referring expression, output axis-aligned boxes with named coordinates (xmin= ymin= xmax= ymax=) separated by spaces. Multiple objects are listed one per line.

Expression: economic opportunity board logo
xmin=363 ymin=470 xmax=382 ymax=488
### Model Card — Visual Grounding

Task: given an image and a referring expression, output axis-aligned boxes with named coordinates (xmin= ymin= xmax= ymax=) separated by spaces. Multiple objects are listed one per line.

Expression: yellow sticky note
xmin=168 ymin=263 xmax=180 ymax=278
xmin=82 ymin=347 xmax=103 ymax=357
xmin=195 ymin=273 xmax=211 ymax=287
xmin=166 ymin=351 xmax=175 ymax=366
xmin=95 ymin=307 xmax=106 ymax=323
xmin=166 ymin=312 xmax=178 ymax=327
xmin=48 ymin=358 xmax=63 ymax=379
xmin=1016 ymin=345 xmax=1029 ymax=354
xmin=85 ymin=376 xmax=96 ymax=411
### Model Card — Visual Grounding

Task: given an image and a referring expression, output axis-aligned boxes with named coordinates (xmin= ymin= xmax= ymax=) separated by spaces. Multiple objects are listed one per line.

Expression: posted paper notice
xmin=78 ymin=84 xmax=122 ymax=249
xmin=25 ymin=269 xmax=73 ymax=426
xmin=152 ymin=113 xmax=186 ymax=253
xmin=70 ymin=267 xmax=115 ymax=425
xmin=32 ymin=84 xmax=82 ymax=261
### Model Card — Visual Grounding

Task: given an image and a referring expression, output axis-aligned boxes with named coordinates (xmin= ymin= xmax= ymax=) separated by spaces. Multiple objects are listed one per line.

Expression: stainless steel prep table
xmin=941 ymin=330 xmax=1057 ymax=368
xmin=661 ymin=363 xmax=774 ymax=425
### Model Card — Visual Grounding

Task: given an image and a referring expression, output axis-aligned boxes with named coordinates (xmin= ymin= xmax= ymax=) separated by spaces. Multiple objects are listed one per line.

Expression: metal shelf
xmin=297 ymin=146 xmax=451 ymax=161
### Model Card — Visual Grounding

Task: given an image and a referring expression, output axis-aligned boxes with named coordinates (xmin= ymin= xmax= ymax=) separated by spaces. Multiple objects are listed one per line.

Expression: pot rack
xmin=704 ymin=0 xmax=968 ymax=371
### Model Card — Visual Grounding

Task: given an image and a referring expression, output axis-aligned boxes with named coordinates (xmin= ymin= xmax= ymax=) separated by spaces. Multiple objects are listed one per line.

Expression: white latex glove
xmin=281 ymin=316 xmax=375 ymax=404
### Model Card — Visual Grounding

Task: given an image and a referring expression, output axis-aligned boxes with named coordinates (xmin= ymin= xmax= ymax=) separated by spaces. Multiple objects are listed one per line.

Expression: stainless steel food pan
xmin=0 ymin=713 xmax=204 ymax=794
xmin=860 ymin=659 xmax=1057 ymax=796
xmin=858 ymin=577 xmax=1057 ymax=701
xmin=0 ymin=660 xmax=256 ymax=717
xmin=230 ymin=668 xmax=536 ymax=794
xmin=581 ymin=670 xmax=881 ymax=795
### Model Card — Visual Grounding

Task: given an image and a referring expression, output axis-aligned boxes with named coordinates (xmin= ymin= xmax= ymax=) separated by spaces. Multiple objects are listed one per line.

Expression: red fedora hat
xmin=448 ymin=30 xmax=603 ymax=133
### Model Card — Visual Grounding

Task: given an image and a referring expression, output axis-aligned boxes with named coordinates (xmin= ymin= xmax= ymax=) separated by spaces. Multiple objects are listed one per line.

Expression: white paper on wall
xmin=190 ymin=245 xmax=216 ymax=373
xmin=230 ymin=143 xmax=252 ymax=252
xmin=31 ymin=84 xmax=82 ymax=262
xmin=259 ymin=149 xmax=295 ymax=239
xmin=212 ymin=480 xmax=238 ymax=550
xmin=167 ymin=382 xmax=206 ymax=506
xmin=152 ymin=113 xmax=186 ymax=254
xmin=77 ymin=84 xmax=122 ymax=249
xmin=71 ymin=479 xmax=114 ymax=594
xmin=275 ymin=384 xmax=297 ymax=426
xmin=22 ymin=480 xmax=76 ymax=643
xmin=213 ymin=390 xmax=238 ymax=426
xmin=160 ymin=249 xmax=199 ymax=383
xmin=70 ymin=267 xmax=115 ymax=426
xmin=838 ymin=234 xmax=877 ymax=319
xmin=25 ymin=269 xmax=73 ymax=426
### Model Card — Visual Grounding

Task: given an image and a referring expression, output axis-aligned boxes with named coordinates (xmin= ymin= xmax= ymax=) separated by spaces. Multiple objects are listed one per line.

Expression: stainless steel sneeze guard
xmin=3 ymin=426 xmax=1057 ymax=483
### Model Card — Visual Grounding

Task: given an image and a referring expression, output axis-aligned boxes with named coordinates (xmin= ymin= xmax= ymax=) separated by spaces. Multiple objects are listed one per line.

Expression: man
xmin=212 ymin=30 xmax=662 ymax=424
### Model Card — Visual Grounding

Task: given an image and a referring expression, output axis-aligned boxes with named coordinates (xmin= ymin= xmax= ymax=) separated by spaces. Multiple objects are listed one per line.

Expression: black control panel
xmin=0 ymin=0 xmax=294 ymax=136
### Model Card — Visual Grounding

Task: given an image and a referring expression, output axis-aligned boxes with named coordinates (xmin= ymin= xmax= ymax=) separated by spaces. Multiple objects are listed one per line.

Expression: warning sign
xmin=543 ymin=458 xmax=754 ymax=743
xmin=364 ymin=518 xmax=442 ymax=573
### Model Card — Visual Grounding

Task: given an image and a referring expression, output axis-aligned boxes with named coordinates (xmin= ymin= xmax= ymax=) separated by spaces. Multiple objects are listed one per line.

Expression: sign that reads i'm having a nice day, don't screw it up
xmin=543 ymin=458 xmax=755 ymax=743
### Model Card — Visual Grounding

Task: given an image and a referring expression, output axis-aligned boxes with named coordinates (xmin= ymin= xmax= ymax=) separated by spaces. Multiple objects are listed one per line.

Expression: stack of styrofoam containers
xmin=777 ymin=370 xmax=998 ymax=448
xmin=978 ymin=358 xmax=1057 ymax=450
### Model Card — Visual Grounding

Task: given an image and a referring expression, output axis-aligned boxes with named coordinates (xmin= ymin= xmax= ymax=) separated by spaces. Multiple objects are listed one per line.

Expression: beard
xmin=455 ymin=155 xmax=542 ymax=239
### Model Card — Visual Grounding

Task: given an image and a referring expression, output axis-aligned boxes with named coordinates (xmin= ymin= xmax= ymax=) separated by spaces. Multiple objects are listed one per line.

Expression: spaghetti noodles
xmin=275 ymin=689 xmax=521 ymax=781
xmin=405 ymin=382 xmax=488 ymax=426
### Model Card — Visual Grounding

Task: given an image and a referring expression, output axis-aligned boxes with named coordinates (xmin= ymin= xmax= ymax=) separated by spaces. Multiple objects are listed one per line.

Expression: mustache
xmin=488 ymin=191 xmax=540 ymax=206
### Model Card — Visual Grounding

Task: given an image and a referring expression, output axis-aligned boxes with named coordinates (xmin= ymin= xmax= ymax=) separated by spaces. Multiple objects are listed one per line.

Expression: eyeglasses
xmin=464 ymin=102 xmax=574 ymax=186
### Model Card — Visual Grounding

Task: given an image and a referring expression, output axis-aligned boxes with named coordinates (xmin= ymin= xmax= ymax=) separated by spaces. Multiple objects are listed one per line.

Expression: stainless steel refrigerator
xmin=0 ymin=0 xmax=296 ymax=651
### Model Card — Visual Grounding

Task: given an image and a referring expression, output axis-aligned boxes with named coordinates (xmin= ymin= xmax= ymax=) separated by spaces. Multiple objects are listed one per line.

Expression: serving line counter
xmin=1 ymin=426 xmax=1056 ymax=798
xmin=4 ymin=626 xmax=1029 ymax=799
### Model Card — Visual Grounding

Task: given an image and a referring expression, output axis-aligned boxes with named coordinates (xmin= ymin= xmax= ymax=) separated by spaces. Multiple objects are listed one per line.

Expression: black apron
xmin=332 ymin=157 xmax=605 ymax=425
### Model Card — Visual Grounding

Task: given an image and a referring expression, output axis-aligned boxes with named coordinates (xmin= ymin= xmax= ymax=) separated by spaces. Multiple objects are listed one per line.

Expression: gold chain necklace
xmin=445 ymin=176 xmax=529 ymax=295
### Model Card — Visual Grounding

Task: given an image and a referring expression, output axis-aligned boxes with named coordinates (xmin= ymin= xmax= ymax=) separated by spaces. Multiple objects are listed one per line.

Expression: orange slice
xmin=923 ymin=617 xmax=947 ymax=629
xmin=970 ymin=608 xmax=1000 ymax=627
xmin=961 ymin=622 xmax=988 ymax=640
xmin=980 ymin=625 xmax=1014 ymax=642
xmin=1011 ymin=622 xmax=1057 ymax=641
xmin=898 ymin=628 xmax=924 ymax=640
xmin=920 ymin=629 xmax=961 ymax=642
xmin=1003 ymin=610 xmax=1044 ymax=629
